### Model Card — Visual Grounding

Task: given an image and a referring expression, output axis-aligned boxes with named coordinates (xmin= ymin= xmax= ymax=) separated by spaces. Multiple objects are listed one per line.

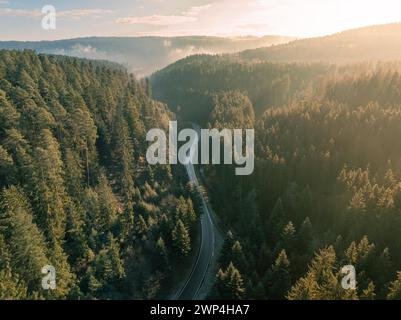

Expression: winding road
xmin=175 ymin=125 xmax=216 ymax=300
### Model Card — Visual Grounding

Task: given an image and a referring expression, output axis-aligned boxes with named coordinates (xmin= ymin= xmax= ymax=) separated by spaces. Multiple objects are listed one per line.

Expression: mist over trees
xmin=0 ymin=35 xmax=293 ymax=78
xmin=5 ymin=23 xmax=401 ymax=300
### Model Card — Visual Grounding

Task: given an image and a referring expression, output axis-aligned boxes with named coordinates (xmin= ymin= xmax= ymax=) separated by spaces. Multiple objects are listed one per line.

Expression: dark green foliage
xmin=0 ymin=50 xmax=197 ymax=299
xmin=213 ymin=262 xmax=245 ymax=300
xmin=151 ymin=55 xmax=332 ymax=123
xmin=153 ymin=52 xmax=401 ymax=300
xmin=265 ymin=250 xmax=291 ymax=300
xmin=0 ymin=186 xmax=48 ymax=294
xmin=387 ymin=272 xmax=401 ymax=300
xmin=172 ymin=219 xmax=191 ymax=258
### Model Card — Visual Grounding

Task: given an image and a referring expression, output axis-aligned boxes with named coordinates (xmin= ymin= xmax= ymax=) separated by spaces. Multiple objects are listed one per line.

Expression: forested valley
xmin=4 ymin=35 xmax=401 ymax=301
xmin=0 ymin=50 xmax=200 ymax=299
xmin=152 ymin=54 xmax=401 ymax=300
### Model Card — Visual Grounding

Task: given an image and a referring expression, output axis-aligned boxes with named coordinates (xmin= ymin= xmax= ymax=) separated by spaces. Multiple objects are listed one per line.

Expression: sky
xmin=2 ymin=0 xmax=401 ymax=40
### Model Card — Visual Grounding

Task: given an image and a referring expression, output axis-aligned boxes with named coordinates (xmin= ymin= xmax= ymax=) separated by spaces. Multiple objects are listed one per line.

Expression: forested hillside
xmin=0 ymin=35 xmax=293 ymax=77
xmin=0 ymin=50 xmax=199 ymax=299
xmin=153 ymin=54 xmax=401 ymax=299
xmin=5 ymin=28 xmax=401 ymax=301
xmin=239 ymin=23 xmax=401 ymax=64
xmin=151 ymin=55 xmax=335 ymax=123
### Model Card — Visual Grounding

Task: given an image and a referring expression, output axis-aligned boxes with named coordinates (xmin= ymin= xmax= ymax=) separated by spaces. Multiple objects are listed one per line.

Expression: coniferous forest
xmin=0 ymin=50 xmax=199 ymax=299
xmin=151 ymin=54 xmax=401 ymax=300
xmin=4 ymin=12 xmax=401 ymax=301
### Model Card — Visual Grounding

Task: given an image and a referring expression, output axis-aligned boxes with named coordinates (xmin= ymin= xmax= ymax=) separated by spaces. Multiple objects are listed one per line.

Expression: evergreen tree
xmin=220 ymin=230 xmax=235 ymax=267
xmin=387 ymin=272 xmax=401 ymax=300
xmin=213 ymin=262 xmax=245 ymax=299
xmin=0 ymin=50 xmax=190 ymax=299
xmin=280 ymin=221 xmax=297 ymax=254
xmin=156 ymin=236 xmax=169 ymax=271
xmin=95 ymin=233 xmax=125 ymax=283
xmin=267 ymin=198 xmax=286 ymax=242
xmin=287 ymin=246 xmax=357 ymax=300
xmin=0 ymin=186 xmax=48 ymax=292
xmin=31 ymin=128 xmax=68 ymax=244
xmin=266 ymin=250 xmax=291 ymax=299
xmin=361 ymin=282 xmax=376 ymax=300
xmin=231 ymin=240 xmax=247 ymax=272
xmin=172 ymin=219 xmax=191 ymax=257
xmin=0 ymin=264 xmax=28 ymax=300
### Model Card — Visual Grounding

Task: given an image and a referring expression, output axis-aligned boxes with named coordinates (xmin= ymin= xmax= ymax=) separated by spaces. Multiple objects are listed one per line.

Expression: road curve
xmin=175 ymin=125 xmax=216 ymax=300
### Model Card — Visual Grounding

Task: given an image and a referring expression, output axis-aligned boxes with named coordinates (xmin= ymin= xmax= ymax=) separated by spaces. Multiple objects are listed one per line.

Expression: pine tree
xmin=175 ymin=196 xmax=196 ymax=229
xmin=85 ymin=271 xmax=102 ymax=297
xmin=95 ymin=233 xmax=125 ymax=283
xmin=172 ymin=219 xmax=191 ymax=257
xmin=361 ymin=282 xmax=376 ymax=300
xmin=0 ymin=145 xmax=13 ymax=185
xmin=46 ymin=241 xmax=76 ymax=299
xmin=0 ymin=90 xmax=20 ymax=132
xmin=31 ymin=128 xmax=68 ymax=244
xmin=281 ymin=221 xmax=297 ymax=254
xmin=0 ymin=233 xmax=28 ymax=299
xmin=345 ymin=236 xmax=375 ymax=293
xmin=267 ymin=197 xmax=286 ymax=242
xmin=287 ymin=246 xmax=357 ymax=300
xmin=225 ymin=263 xmax=246 ymax=300
xmin=0 ymin=186 xmax=49 ymax=292
xmin=266 ymin=250 xmax=291 ymax=299
xmin=214 ymin=262 xmax=245 ymax=299
xmin=387 ymin=272 xmax=401 ymax=300
xmin=0 ymin=264 xmax=28 ymax=300
xmin=220 ymin=230 xmax=235 ymax=268
xmin=231 ymin=240 xmax=247 ymax=273
xmin=63 ymin=148 xmax=84 ymax=198
xmin=66 ymin=107 xmax=97 ymax=187
xmin=111 ymin=107 xmax=135 ymax=201
xmin=95 ymin=174 xmax=118 ymax=232
xmin=156 ymin=236 xmax=169 ymax=271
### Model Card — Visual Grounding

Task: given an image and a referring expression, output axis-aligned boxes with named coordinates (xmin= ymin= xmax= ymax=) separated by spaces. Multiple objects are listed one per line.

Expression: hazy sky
xmin=2 ymin=0 xmax=401 ymax=40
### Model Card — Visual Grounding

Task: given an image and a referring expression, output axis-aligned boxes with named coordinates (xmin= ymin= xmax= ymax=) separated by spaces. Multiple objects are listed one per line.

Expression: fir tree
xmin=172 ymin=219 xmax=191 ymax=257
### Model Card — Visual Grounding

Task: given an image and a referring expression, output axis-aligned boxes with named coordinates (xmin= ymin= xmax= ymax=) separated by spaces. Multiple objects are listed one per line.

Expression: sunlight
xmin=191 ymin=0 xmax=401 ymax=38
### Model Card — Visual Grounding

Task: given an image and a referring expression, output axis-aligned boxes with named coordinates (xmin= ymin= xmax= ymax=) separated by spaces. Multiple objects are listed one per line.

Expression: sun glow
xmin=213 ymin=0 xmax=401 ymax=37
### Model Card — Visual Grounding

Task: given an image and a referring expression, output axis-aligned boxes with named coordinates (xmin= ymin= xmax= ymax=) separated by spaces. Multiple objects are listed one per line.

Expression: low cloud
xmin=0 ymin=8 xmax=41 ymax=18
xmin=58 ymin=9 xmax=113 ymax=20
xmin=182 ymin=5 xmax=212 ymax=16
xmin=116 ymin=4 xmax=211 ymax=26
xmin=116 ymin=15 xmax=197 ymax=26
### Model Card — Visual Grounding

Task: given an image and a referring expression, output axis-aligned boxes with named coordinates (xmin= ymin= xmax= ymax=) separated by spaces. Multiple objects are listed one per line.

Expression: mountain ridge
xmin=239 ymin=22 xmax=401 ymax=63
xmin=0 ymin=35 xmax=294 ymax=77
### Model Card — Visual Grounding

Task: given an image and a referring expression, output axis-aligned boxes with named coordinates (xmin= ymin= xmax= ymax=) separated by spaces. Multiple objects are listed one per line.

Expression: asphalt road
xmin=175 ymin=125 xmax=216 ymax=300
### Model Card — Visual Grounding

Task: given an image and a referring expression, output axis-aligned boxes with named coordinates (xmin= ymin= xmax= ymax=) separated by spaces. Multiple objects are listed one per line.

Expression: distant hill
xmin=0 ymin=35 xmax=293 ymax=77
xmin=151 ymin=23 xmax=401 ymax=123
xmin=239 ymin=23 xmax=401 ymax=63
